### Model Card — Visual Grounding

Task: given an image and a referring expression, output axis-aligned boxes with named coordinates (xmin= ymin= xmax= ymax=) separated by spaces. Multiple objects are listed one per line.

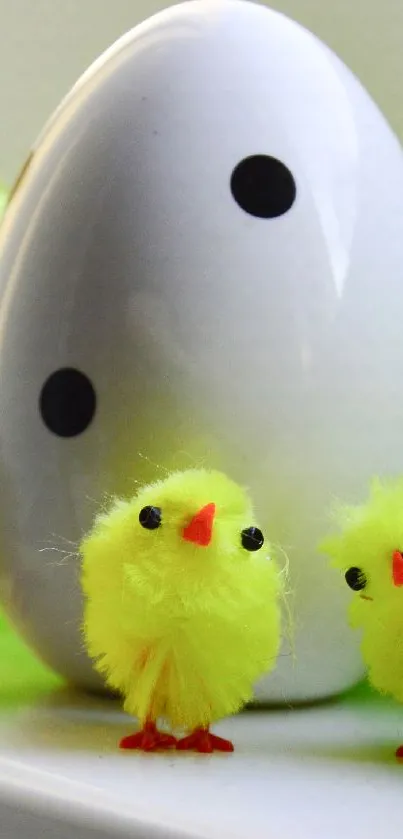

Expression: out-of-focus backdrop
xmin=0 ymin=0 xmax=402 ymax=184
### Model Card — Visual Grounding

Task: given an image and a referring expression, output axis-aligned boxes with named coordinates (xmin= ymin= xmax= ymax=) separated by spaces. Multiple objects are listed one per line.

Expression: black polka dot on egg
xmin=40 ymin=368 xmax=96 ymax=437
xmin=230 ymin=155 xmax=296 ymax=218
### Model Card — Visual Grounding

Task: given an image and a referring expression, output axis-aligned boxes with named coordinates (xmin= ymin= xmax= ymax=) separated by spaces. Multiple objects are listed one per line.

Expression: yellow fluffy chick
xmin=321 ymin=477 xmax=403 ymax=758
xmin=81 ymin=469 xmax=281 ymax=753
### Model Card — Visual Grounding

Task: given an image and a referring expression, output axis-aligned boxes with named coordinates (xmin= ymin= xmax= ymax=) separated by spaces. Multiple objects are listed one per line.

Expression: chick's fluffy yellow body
xmin=81 ymin=470 xmax=281 ymax=731
xmin=322 ymin=478 xmax=403 ymax=701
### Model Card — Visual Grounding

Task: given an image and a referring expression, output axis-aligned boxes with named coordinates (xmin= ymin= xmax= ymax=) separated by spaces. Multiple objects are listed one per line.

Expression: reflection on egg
xmin=0 ymin=0 xmax=402 ymax=701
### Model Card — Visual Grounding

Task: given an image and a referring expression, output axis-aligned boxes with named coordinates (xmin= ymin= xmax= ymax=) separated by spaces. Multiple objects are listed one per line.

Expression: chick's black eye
xmin=139 ymin=506 xmax=162 ymax=530
xmin=241 ymin=527 xmax=264 ymax=552
xmin=230 ymin=155 xmax=296 ymax=219
xmin=345 ymin=566 xmax=367 ymax=591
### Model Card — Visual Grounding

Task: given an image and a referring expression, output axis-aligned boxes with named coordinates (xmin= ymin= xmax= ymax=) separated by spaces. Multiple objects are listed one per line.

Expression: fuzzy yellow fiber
xmin=81 ymin=469 xmax=281 ymax=731
xmin=321 ymin=477 xmax=403 ymax=702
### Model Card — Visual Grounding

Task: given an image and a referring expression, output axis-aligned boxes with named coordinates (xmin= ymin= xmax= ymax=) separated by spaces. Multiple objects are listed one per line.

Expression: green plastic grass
xmin=0 ymin=611 xmax=62 ymax=707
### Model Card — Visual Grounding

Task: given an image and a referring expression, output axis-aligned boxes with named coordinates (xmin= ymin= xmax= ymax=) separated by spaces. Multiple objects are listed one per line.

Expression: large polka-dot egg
xmin=0 ymin=0 xmax=402 ymax=700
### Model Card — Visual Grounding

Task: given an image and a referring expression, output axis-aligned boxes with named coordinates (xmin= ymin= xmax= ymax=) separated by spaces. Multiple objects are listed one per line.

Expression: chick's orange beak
xmin=183 ymin=503 xmax=216 ymax=547
xmin=393 ymin=550 xmax=403 ymax=587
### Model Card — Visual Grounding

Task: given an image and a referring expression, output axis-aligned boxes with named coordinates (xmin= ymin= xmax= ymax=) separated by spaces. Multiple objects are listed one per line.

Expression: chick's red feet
xmin=396 ymin=745 xmax=403 ymax=760
xmin=176 ymin=727 xmax=234 ymax=753
xmin=120 ymin=721 xmax=177 ymax=752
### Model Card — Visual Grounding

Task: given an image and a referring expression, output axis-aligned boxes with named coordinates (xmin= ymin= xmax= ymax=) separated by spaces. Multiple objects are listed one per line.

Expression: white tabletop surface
xmin=0 ymin=685 xmax=402 ymax=839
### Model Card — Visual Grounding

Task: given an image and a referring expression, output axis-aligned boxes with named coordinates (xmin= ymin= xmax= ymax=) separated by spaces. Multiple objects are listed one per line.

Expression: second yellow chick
xmin=322 ymin=477 xmax=403 ymax=758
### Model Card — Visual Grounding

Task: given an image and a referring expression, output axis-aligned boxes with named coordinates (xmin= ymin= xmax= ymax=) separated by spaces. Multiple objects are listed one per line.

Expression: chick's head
xmin=322 ymin=478 xmax=403 ymax=699
xmin=82 ymin=469 xmax=273 ymax=603
xmin=128 ymin=468 xmax=266 ymax=581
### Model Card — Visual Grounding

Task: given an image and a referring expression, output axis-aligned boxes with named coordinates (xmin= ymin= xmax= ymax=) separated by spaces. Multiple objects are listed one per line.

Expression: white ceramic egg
xmin=0 ymin=0 xmax=402 ymax=701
